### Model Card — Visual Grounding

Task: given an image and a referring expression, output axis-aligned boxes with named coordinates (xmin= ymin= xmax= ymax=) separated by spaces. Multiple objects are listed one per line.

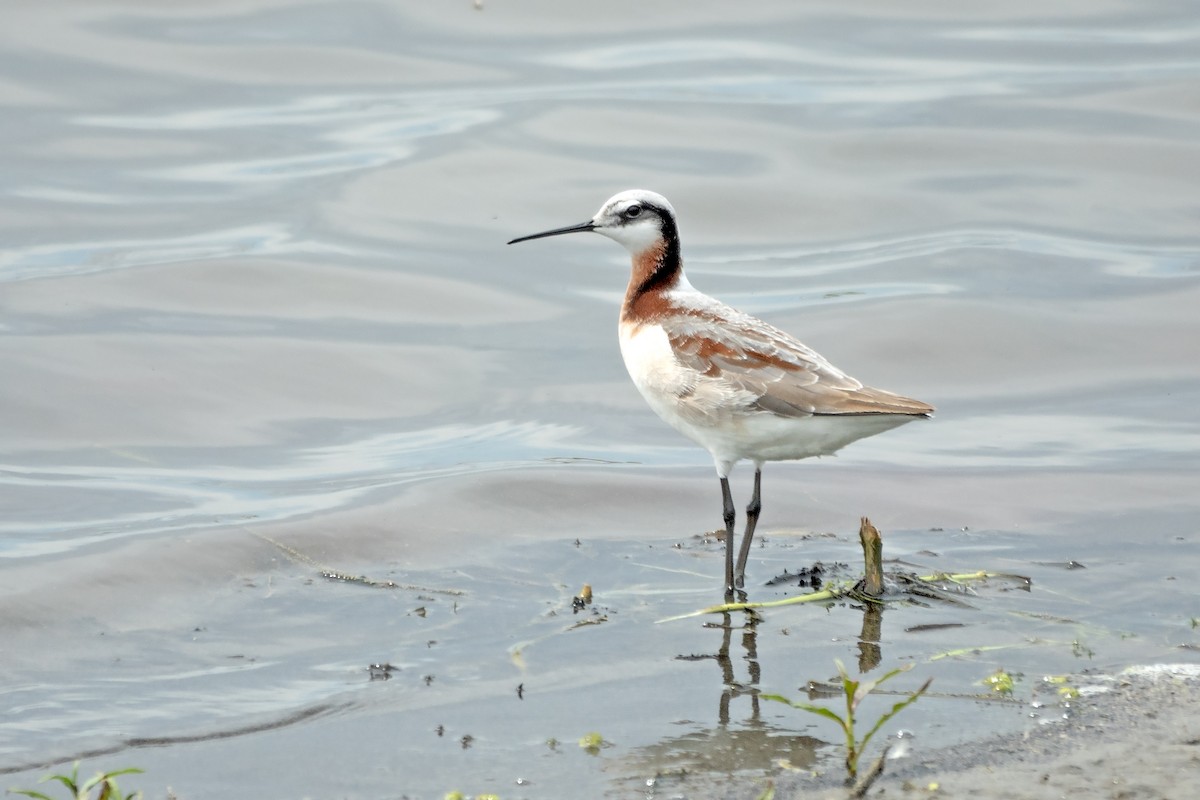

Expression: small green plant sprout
xmin=762 ymin=661 xmax=931 ymax=791
xmin=982 ymin=668 xmax=1015 ymax=695
xmin=577 ymin=731 xmax=606 ymax=755
xmin=1057 ymin=685 xmax=1080 ymax=701
xmin=9 ymin=763 xmax=142 ymax=800
xmin=753 ymin=781 xmax=775 ymax=800
xmin=1042 ymin=674 xmax=1079 ymax=701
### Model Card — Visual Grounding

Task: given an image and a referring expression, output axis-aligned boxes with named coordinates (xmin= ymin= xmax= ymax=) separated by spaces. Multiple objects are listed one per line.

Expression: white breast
xmin=618 ymin=321 xmax=687 ymax=407
xmin=618 ymin=319 xmax=757 ymax=461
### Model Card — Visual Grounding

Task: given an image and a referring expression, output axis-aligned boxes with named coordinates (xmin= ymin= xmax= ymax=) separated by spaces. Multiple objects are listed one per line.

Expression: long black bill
xmin=507 ymin=220 xmax=596 ymax=245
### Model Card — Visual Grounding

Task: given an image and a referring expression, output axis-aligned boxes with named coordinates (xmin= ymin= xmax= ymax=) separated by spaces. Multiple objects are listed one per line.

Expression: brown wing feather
xmin=666 ymin=307 xmax=933 ymax=418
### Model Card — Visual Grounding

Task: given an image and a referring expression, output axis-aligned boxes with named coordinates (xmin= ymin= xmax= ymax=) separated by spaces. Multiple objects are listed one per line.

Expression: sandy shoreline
xmin=775 ymin=664 xmax=1200 ymax=800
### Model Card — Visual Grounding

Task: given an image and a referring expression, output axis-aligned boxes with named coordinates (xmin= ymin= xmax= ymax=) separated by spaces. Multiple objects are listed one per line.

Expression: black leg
xmin=734 ymin=466 xmax=762 ymax=588
xmin=720 ymin=476 xmax=736 ymax=595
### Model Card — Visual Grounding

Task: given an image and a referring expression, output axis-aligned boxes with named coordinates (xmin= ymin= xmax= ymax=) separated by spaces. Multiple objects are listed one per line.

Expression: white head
xmin=508 ymin=189 xmax=679 ymax=256
xmin=586 ymin=190 xmax=677 ymax=254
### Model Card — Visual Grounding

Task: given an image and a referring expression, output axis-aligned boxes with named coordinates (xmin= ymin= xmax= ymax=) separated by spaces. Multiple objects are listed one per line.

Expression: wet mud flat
xmin=803 ymin=665 xmax=1200 ymax=800
xmin=4 ymin=467 xmax=1197 ymax=799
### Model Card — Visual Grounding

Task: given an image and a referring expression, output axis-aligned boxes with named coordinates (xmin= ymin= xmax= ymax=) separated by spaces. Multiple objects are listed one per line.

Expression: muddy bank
xmin=777 ymin=664 xmax=1200 ymax=800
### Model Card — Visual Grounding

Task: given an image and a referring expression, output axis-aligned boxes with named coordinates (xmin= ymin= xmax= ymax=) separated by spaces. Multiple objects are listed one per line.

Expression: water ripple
xmin=145 ymin=108 xmax=497 ymax=184
xmin=0 ymin=224 xmax=347 ymax=283
xmin=0 ymin=420 xmax=584 ymax=559
xmin=948 ymin=24 xmax=1200 ymax=46
xmin=693 ymin=228 xmax=1200 ymax=280
xmin=156 ymin=146 xmax=413 ymax=183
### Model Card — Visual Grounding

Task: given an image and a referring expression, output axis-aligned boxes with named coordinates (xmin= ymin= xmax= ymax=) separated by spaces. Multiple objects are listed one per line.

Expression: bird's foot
xmin=723 ymin=586 xmax=749 ymax=604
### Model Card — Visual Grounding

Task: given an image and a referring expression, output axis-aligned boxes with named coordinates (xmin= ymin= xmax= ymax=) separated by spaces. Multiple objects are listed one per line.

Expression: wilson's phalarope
xmin=509 ymin=190 xmax=933 ymax=595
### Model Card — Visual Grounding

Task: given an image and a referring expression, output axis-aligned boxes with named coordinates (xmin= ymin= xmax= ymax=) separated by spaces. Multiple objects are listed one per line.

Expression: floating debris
xmin=367 ymin=663 xmax=397 ymax=681
xmin=905 ymin=622 xmax=968 ymax=633
xmin=572 ymin=583 xmax=593 ymax=612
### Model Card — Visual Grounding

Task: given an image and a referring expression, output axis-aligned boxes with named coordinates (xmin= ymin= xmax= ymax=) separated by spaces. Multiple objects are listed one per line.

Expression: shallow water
xmin=2 ymin=1 xmax=1199 ymax=797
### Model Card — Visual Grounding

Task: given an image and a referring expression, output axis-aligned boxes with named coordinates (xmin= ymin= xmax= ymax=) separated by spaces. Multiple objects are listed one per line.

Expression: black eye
xmin=624 ymin=204 xmax=643 ymax=219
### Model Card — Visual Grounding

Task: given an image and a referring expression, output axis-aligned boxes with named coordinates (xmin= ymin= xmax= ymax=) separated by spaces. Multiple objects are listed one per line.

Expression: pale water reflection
xmin=693 ymin=229 xmax=1200 ymax=280
xmin=0 ymin=420 xmax=586 ymax=557
xmin=0 ymin=225 xmax=322 ymax=281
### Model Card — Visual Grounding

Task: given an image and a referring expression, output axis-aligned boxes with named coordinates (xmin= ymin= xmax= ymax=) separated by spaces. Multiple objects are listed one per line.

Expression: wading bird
xmin=509 ymin=190 xmax=932 ymax=595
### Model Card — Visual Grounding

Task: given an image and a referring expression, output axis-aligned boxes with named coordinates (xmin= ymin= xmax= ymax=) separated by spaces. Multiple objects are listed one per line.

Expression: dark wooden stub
xmin=858 ymin=517 xmax=884 ymax=598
